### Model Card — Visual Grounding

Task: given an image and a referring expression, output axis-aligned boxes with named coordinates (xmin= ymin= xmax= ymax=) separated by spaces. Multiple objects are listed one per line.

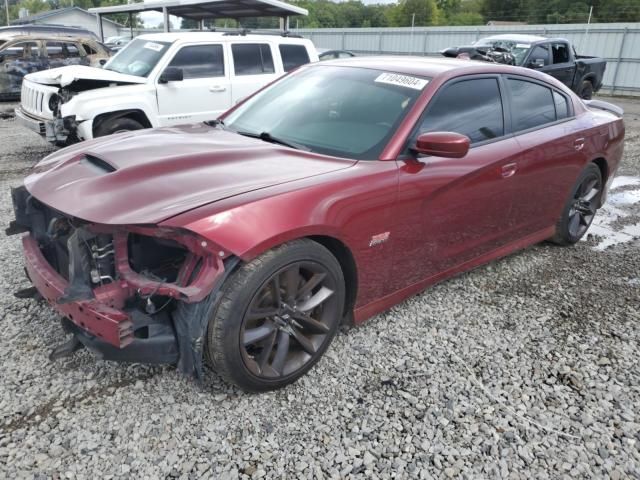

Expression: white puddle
xmin=586 ymin=175 xmax=640 ymax=250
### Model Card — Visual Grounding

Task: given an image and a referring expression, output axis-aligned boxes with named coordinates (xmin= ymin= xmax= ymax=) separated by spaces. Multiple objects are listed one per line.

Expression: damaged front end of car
xmin=6 ymin=186 xmax=237 ymax=379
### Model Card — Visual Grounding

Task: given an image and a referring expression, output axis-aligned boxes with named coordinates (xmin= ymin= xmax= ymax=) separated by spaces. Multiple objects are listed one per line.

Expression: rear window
xmin=232 ymin=43 xmax=275 ymax=76
xmin=46 ymin=41 xmax=81 ymax=58
xmin=279 ymin=44 xmax=310 ymax=72
xmin=508 ymin=79 xmax=556 ymax=131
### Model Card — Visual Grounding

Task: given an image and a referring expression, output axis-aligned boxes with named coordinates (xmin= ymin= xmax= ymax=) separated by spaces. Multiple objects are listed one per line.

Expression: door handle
xmin=501 ymin=162 xmax=518 ymax=178
xmin=574 ymin=138 xmax=585 ymax=151
xmin=209 ymin=85 xmax=226 ymax=92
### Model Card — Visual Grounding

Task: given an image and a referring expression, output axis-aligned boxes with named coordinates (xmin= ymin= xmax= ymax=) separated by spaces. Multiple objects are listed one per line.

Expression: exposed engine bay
xmin=441 ymin=45 xmax=516 ymax=65
xmin=7 ymin=186 xmax=233 ymax=378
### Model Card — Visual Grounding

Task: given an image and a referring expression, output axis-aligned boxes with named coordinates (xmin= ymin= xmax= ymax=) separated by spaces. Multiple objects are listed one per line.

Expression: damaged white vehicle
xmin=15 ymin=31 xmax=317 ymax=145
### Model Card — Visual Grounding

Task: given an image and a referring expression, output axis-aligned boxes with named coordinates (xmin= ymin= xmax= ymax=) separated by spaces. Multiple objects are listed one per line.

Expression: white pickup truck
xmin=16 ymin=31 xmax=318 ymax=144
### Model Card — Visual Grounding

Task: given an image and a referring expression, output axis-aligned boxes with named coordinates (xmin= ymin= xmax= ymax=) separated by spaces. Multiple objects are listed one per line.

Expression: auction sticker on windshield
xmin=375 ymin=73 xmax=429 ymax=90
xmin=144 ymin=42 xmax=165 ymax=52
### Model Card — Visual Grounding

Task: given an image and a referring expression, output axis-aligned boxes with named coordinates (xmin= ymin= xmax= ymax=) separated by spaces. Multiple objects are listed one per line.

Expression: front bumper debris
xmin=14 ymin=107 xmax=46 ymax=136
xmin=14 ymin=107 xmax=75 ymax=144
xmin=9 ymin=185 xmax=229 ymax=377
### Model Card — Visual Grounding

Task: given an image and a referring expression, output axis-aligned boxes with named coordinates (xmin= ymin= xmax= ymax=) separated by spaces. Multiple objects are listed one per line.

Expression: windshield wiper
xmin=236 ymin=130 xmax=311 ymax=152
xmin=205 ymin=118 xmax=228 ymax=129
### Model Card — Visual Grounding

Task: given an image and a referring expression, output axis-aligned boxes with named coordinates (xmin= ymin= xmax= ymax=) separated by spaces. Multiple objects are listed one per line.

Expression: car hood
xmin=25 ymin=65 xmax=145 ymax=87
xmin=24 ymin=124 xmax=355 ymax=225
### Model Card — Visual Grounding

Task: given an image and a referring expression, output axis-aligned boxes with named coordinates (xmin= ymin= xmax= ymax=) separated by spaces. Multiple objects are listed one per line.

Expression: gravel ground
xmin=1 ymin=98 xmax=639 ymax=479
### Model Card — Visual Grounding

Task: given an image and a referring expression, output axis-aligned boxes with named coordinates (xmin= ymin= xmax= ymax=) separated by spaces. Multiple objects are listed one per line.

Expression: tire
xmin=205 ymin=239 xmax=345 ymax=392
xmin=94 ymin=116 xmax=144 ymax=138
xmin=550 ymin=163 xmax=603 ymax=246
xmin=578 ymin=80 xmax=594 ymax=100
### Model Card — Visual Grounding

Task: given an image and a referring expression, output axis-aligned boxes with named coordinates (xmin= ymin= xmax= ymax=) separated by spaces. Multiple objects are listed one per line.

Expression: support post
xmin=96 ymin=13 xmax=104 ymax=42
xmin=163 ymin=7 xmax=169 ymax=32
xmin=611 ymin=27 xmax=628 ymax=96
xmin=4 ymin=0 xmax=9 ymax=27
xmin=129 ymin=12 xmax=133 ymax=38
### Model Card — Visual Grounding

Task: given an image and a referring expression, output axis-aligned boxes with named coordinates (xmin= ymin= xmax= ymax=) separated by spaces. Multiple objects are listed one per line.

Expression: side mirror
xmin=159 ymin=66 xmax=183 ymax=83
xmin=412 ymin=131 xmax=470 ymax=158
xmin=529 ymin=58 xmax=545 ymax=69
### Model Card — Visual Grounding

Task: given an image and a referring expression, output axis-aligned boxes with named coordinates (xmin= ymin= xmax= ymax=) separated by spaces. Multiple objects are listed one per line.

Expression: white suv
xmin=16 ymin=31 xmax=318 ymax=144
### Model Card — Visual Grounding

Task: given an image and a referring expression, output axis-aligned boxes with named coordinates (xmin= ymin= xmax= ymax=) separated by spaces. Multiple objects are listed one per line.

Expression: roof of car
xmin=0 ymin=34 xmax=101 ymax=44
xmin=135 ymin=31 xmax=311 ymax=44
xmin=316 ymin=55 xmax=526 ymax=78
xmin=482 ymin=34 xmax=548 ymax=43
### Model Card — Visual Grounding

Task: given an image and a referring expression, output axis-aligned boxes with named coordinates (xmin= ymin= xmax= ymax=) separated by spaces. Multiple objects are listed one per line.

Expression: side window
xmin=168 ymin=44 xmax=224 ymax=79
xmin=2 ymin=41 xmax=40 ymax=60
xmin=232 ymin=43 xmax=275 ymax=76
xmin=82 ymin=43 xmax=98 ymax=55
xmin=553 ymin=91 xmax=569 ymax=120
xmin=508 ymin=79 xmax=556 ymax=131
xmin=529 ymin=45 xmax=550 ymax=66
xmin=418 ymin=78 xmax=504 ymax=144
xmin=551 ymin=43 xmax=570 ymax=64
xmin=279 ymin=44 xmax=310 ymax=72
xmin=46 ymin=41 xmax=81 ymax=59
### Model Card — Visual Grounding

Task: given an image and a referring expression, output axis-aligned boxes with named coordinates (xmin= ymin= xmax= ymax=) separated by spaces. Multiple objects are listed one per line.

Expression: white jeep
xmin=16 ymin=31 xmax=317 ymax=144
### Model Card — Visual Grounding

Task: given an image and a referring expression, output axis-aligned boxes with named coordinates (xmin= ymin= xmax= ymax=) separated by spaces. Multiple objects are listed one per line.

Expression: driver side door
xmin=156 ymin=43 xmax=231 ymax=126
xmin=391 ymin=76 xmax=525 ymax=291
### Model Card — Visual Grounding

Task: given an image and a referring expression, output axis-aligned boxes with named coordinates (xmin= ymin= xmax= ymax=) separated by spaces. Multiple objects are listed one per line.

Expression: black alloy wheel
xmin=204 ymin=239 xmax=345 ymax=391
xmin=551 ymin=163 xmax=603 ymax=245
xmin=567 ymin=173 xmax=601 ymax=239
xmin=240 ymin=261 xmax=338 ymax=379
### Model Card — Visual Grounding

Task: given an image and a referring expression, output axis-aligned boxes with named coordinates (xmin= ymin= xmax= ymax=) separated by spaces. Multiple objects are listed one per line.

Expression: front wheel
xmin=206 ymin=239 xmax=345 ymax=392
xmin=551 ymin=163 xmax=602 ymax=245
xmin=94 ymin=116 xmax=144 ymax=137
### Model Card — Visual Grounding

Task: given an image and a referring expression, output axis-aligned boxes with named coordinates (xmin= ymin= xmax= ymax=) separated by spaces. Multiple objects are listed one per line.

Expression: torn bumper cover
xmin=14 ymin=107 xmax=77 ymax=144
xmin=8 ymin=186 xmax=234 ymax=379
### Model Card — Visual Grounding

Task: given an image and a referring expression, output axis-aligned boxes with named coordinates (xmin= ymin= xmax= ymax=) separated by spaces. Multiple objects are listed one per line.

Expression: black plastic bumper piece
xmin=60 ymin=313 xmax=179 ymax=365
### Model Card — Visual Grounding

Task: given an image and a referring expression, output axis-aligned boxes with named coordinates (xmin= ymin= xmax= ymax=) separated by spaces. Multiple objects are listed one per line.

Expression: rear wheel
xmin=205 ymin=239 xmax=345 ymax=392
xmin=94 ymin=116 xmax=144 ymax=137
xmin=551 ymin=163 xmax=602 ymax=245
xmin=578 ymin=80 xmax=594 ymax=100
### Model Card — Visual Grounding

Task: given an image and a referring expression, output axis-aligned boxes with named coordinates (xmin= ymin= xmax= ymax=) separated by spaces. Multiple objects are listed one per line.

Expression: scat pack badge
xmin=369 ymin=231 xmax=390 ymax=247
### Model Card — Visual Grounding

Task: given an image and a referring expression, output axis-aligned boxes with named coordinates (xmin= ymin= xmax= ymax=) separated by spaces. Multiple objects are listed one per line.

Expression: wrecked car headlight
xmin=48 ymin=94 xmax=61 ymax=114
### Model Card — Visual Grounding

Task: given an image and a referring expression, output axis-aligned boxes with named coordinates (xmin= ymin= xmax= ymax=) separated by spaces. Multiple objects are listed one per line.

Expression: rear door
xmin=542 ymin=42 xmax=575 ymax=88
xmin=392 ymin=75 xmax=524 ymax=287
xmin=229 ymin=42 xmax=280 ymax=106
xmin=504 ymin=76 xmax=587 ymax=234
xmin=156 ymin=43 xmax=231 ymax=125
xmin=44 ymin=40 xmax=85 ymax=68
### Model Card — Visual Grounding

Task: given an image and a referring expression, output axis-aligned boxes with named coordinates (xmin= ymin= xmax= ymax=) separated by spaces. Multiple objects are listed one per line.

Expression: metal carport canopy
xmin=89 ymin=0 xmax=308 ymax=40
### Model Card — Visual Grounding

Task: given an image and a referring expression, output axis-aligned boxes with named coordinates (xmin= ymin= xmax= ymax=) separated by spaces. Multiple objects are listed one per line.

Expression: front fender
xmin=60 ymin=84 xmax=159 ymax=127
xmin=160 ymin=160 xmax=401 ymax=309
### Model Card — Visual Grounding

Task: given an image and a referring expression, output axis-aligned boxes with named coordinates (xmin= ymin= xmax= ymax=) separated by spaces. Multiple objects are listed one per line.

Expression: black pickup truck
xmin=441 ymin=34 xmax=606 ymax=99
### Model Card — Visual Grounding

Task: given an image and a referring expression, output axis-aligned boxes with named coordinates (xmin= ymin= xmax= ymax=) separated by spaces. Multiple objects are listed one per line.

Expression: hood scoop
xmin=80 ymin=154 xmax=117 ymax=174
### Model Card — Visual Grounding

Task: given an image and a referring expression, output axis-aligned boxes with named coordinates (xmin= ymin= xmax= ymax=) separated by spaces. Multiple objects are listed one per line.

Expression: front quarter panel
xmin=60 ymin=83 xmax=159 ymax=133
xmin=162 ymin=160 xmax=400 ymax=310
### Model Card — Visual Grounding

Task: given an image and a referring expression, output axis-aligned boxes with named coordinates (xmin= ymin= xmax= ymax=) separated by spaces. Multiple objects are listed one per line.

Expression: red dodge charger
xmin=8 ymin=57 xmax=624 ymax=391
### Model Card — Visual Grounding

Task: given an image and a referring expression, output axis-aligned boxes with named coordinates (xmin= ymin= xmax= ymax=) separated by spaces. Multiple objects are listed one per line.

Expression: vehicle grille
xmin=22 ymin=83 xmax=44 ymax=115
xmin=20 ymin=81 xmax=56 ymax=119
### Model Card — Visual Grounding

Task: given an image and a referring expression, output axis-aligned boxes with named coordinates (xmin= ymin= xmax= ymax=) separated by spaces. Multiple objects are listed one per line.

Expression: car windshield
xmin=474 ymin=39 xmax=531 ymax=66
xmin=103 ymin=38 xmax=170 ymax=77
xmin=224 ymin=66 xmax=427 ymax=160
